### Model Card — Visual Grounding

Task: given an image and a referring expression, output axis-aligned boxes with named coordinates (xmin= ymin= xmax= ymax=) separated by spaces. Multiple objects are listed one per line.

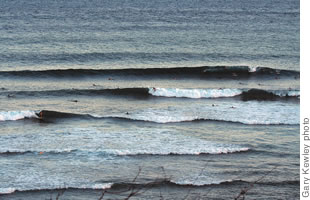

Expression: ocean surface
xmin=0 ymin=0 xmax=299 ymax=199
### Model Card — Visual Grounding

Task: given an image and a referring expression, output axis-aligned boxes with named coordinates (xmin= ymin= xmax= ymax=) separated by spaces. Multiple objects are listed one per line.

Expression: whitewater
xmin=0 ymin=0 xmax=299 ymax=199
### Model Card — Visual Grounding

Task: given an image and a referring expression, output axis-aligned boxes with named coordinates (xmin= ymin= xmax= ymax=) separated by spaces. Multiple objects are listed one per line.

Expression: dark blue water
xmin=0 ymin=0 xmax=299 ymax=71
xmin=0 ymin=0 xmax=299 ymax=199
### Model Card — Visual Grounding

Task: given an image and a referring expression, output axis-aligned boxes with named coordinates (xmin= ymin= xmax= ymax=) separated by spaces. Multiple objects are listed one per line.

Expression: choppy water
xmin=0 ymin=0 xmax=299 ymax=199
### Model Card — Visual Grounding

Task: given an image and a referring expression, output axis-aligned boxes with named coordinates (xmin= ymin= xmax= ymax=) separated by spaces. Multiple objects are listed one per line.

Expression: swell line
xmin=0 ymin=110 xmax=299 ymax=125
xmin=0 ymin=148 xmax=250 ymax=157
xmin=0 ymin=149 xmax=76 ymax=156
xmin=0 ymin=179 xmax=299 ymax=195
xmin=1 ymin=88 xmax=300 ymax=101
xmin=0 ymin=51 xmax=299 ymax=65
xmin=0 ymin=66 xmax=300 ymax=79
xmin=2 ymin=88 xmax=150 ymax=98
xmin=0 ymin=183 xmax=113 ymax=195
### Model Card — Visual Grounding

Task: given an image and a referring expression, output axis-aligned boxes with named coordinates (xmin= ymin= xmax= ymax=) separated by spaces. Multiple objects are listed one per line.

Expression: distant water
xmin=0 ymin=0 xmax=299 ymax=199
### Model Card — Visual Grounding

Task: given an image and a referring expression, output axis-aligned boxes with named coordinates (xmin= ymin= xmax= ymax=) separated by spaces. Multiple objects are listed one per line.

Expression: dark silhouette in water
xmin=241 ymin=89 xmax=278 ymax=101
xmin=69 ymin=100 xmax=78 ymax=103
xmin=0 ymin=66 xmax=300 ymax=79
xmin=35 ymin=110 xmax=91 ymax=121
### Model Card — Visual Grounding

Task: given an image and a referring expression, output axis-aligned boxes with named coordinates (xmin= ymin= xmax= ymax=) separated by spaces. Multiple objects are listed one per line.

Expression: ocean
xmin=0 ymin=0 xmax=299 ymax=199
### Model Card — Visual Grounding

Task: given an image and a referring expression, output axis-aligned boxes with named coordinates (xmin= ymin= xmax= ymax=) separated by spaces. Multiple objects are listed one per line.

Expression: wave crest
xmin=149 ymin=88 xmax=243 ymax=98
xmin=0 ymin=149 xmax=75 ymax=156
xmin=0 ymin=111 xmax=38 ymax=121
xmin=105 ymin=147 xmax=250 ymax=156
xmin=0 ymin=183 xmax=113 ymax=195
xmin=149 ymin=88 xmax=300 ymax=99
xmin=0 ymin=108 xmax=299 ymax=125
xmin=1 ymin=88 xmax=299 ymax=100
xmin=0 ymin=66 xmax=299 ymax=78
xmin=1 ymin=179 xmax=298 ymax=195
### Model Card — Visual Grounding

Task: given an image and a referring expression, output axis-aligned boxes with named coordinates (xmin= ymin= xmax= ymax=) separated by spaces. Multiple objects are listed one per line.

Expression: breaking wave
xmin=0 ymin=149 xmax=76 ymax=156
xmin=0 ymin=66 xmax=299 ymax=78
xmin=149 ymin=88 xmax=243 ymax=98
xmin=148 ymin=88 xmax=299 ymax=99
xmin=104 ymin=147 xmax=250 ymax=156
xmin=0 ymin=183 xmax=113 ymax=194
xmin=0 ymin=126 xmax=250 ymax=157
xmin=1 ymin=87 xmax=300 ymax=100
xmin=0 ymin=107 xmax=299 ymax=125
xmin=168 ymin=179 xmax=299 ymax=187
xmin=0 ymin=179 xmax=298 ymax=195
xmin=0 ymin=111 xmax=38 ymax=121
xmin=0 ymin=147 xmax=249 ymax=157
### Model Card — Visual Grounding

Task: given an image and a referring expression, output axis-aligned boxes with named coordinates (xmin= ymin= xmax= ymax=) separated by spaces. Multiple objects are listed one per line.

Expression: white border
xmin=301 ymin=0 xmax=310 ymax=199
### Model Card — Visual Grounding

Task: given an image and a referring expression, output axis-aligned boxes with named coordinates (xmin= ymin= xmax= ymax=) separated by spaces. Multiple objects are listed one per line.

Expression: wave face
xmin=0 ymin=110 xmax=92 ymax=122
xmin=239 ymin=89 xmax=300 ymax=101
xmin=0 ymin=66 xmax=299 ymax=79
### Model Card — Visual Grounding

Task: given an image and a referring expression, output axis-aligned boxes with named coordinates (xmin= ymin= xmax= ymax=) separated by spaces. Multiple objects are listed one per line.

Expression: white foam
xmin=0 ymin=149 xmax=75 ymax=154
xmin=76 ymin=183 xmax=113 ymax=190
xmin=248 ymin=66 xmax=258 ymax=72
xmin=0 ymin=126 xmax=249 ymax=157
xmin=113 ymin=100 xmax=299 ymax=125
xmin=272 ymin=90 xmax=300 ymax=97
xmin=171 ymin=178 xmax=234 ymax=186
xmin=0 ymin=183 xmax=113 ymax=194
xmin=94 ymin=128 xmax=250 ymax=156
xmin=170 ymin=170 xmax=236 ymax=187
xmin=148 ymin=88 xmax=243 ymax=99
xmin=107 ymin=147 xmax=249 ymax=156
xmin=0 ymin=110 xmax=38 ymax=121
xmin=0 ymin=188 xmax=16 ymax=194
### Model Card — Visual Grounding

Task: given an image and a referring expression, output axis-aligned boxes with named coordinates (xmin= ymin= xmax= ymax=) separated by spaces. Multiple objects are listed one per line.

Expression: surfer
xmin=35 ymin=111 xmax=43 ymax=119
